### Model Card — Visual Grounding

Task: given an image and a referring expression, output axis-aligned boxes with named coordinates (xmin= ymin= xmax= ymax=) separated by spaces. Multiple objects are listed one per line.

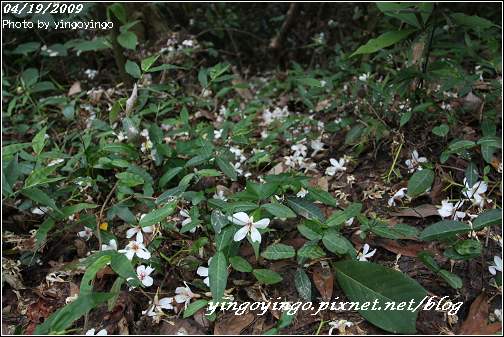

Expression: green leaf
xmin=21 ymin=187 xmax=60 ymax=213
xmin=334 ymin=260 xmax=427 ymax=334
xmin=215 ymin=157 xmax=237 ymax=181
xmin=139 ymin=201 xmax=178 ymax=227
xmin=294 ymin=268 xmax=312 ymax=301
xmin=159 ymin=167 xmax=183 ymax=188
xmin=438 ymin=270 xmax=463 ymax=289
xmin=35 ymin=218 xmax=55 ymax=249
xmin=472 ymin=209 xmax=502 ymax=231
xmin=229 ymin=256 xmax=253 ymax=272
xmin=452 ymin=13 xmax=497 ymax=32
xmin=183 ymin=299 xmax=208 ymax=318
xmin=198 ymin=68 xmax=208 ymax=88
xmin=34 ymin=292 xmax=113 ymax=334
xmin=322 ymin=229 xmax=354 ymax=255
xmin=297 ymin=241 xmax=326 ymax=259
xmin=407 ymin=169 xmax=434 ymax=198
xmin=116 ymin=172 xmax=144 ymax=187
xmin=209 ymin=252 xmax=228 ymax=301
xmin=261 ymin=203 xmax=296 ymax=219
xmin=261 ymin=243 xmax=296 ymax=260
xmin=12 ymin=41 xmax=41 ymax=55
xmin=246 ymin=181 xmax=279 ymax=200
xmin=81 ymin=256 xmax=111 ymax=295
xmin=22 ymin=68 xmax=39 ymax=87
xmin=253 ymin=269 xmax=283 ymax=285
xmin=211 ymin=210 xmax=228 ymax=234
xmin=306 ymin=187 xmax=338 ymax=207
xmin=454 ymin=239 xmax=481 ymax=256
xmin=125 ymin=60 xmax=141 ymax=79
xmin=32 ymin=127 xmax=47 ymax=155
xmin=400 ymin=110 xmax=412 ymax=127
xmin=432 ymin=124 xmax=449 ymax=137
xmin=465 ymin=162 xmax=479 ymax=187
xmin=351 ymin=29 xmax=416 ymax=56
xmin=141 ymin=54 xmax=160 ymax=72
xmin=419 ymin=220 xmax=471 ymax=241
xmin=371 ymin=223 xmax=419 ymax=240
xmin=297 ymin=78 xmax=322 ymax=87
xmin=286 ymin=197 xmax=324 ymax=221
xmin=117 ymin=31 xmax=137 ymax=50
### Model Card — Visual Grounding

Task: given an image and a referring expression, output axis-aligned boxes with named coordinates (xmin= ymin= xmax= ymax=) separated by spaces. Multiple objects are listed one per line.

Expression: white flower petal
xmin=233 ymin=226 xmax=249 ymax=242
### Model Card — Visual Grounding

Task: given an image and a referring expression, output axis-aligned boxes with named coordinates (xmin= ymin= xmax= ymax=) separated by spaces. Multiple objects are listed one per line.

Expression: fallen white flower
xmin=358 ymin=244 xmax=376 ymax=262
xmin=489 ymin=256 xmax=502 ymax=275
xmin=388 ymin=188 xmax=407 ymax=207
xmin=229 ymin=212 xmax=270 ymax=243
xmin=119 ymin=241 xmax=151 ymax=260
xmin=326 ymin=158 xmax=347 ymax=176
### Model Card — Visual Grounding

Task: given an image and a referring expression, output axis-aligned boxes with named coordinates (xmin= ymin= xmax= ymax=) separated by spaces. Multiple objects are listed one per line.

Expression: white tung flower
xmin=325 ymin=158 xmax=347 ymax=176
xmin=126 ymin=225 xmax=154 ymax=243
xmin=462 ymin=179 xmax=488 ymax=208
xmin=328 ymin=319 xmax=353 ymax=335
xmin=85 ymin=328 xmax=107 ymax=336
xmin=437 ymin=200 xmax=466 ymax=220
xmin=142 ymin=295 xmax=173 ymax=320
xmin=119 ymin=241 xmax=151 ymax=260
xmin=137 ymin=265 xmax=154 ymax=287
xmin=358 ymin=72 xmax=370 ymax=82
xmin=229 ymin=212 xmax=270 ymax=243
xmin=213 ymin=190 xmax=227 ymax=201
xmin=179 ymin=210 xmax=197 ymax=233
xmin=388 ymin=187 xmax=407 ymax=207
xmin=310 ymin=139 xmax=325 ymax=157
xmin=78 ymin=226 xmax=93 ymax=241
xmin=291 ymin=143 xmax=308 ymax=158
xmin=405 ymin=149 xmax=427 ymax=173
xmin=358 ymin=244 xmax=377 ymax=262
xmin=196 ymin=258 xmax=212 ymax=287
xmin=175 ymin=282 xmax=198 ymax=309
xmin=214 ymin=129 xmax=223 ymax=139
xmin=48 ymin=158 xmax=64 ymax=167
xmin=101 ymin=239 xmax=118 ymax=251
xmin=31 ymin=207 xmax=50 ymax=215
xmin=489 ymin=256 xmax=502 ymax=275
xmin=297 ymin=188 xmax=309 ymax=198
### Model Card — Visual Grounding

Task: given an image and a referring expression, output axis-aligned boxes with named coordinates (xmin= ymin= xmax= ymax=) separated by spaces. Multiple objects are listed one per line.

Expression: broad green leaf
xmin=432 ymin=124 xmax=449 ymax=137
xmin=297 ymin=241 xmax=326 ymax=259
xmin=21 ymin=187 xmax=60 ymax=213
xmin=465 ymin=162 xmax=479 ymax=187
xmin=261 ymin=243 xmax=296 ymax=260
xmin=253 ymin=269 xmax=283 ymax=285
xmin=159 ymin=167 xmax=183 ymax=188
xmin=183 ymin=299 xmax=208 ymax=318
xmin=81 ymin=255 xmax=111 ymax=295
xmin=407 ymin=169 xmax=434 ymax=198
xmin=286 ymin=197 xmax=324 ymax=221
xmin=306 ymin=187 xmax=338 ymax=207
xmin=334 ymin=260 xmax=427 ymax=334
xmin=246 ymin=181 xmax=279 ymax=200
xmin=371 ymin=223 xmax=419 ymax=239
xmin=229 ymin=256 xmax=253 ymax=272
xmin=322 ymin=229 xmax=354 ymax=255
xmin=211 ymin=210 xmax=228 ymax=234
xmin=419 ymin=220 xmax=471 ymax=241
xmin=294 ymin=268 xmax=312 ymax=301
xmin=472 ymin=209 xmax=502 ymax=230
xmin=117 ymin=31 xmax=137 ymax=50
xmin=400 ymin=110 xmax=412 ymax=127
xmin=125 ymin=60 xmax=141 ymax=78
xmin=438 ymin=270 xmax=463 ymax=289
xmin=351 ymin=29 xmax=416 ymax=56
xmin=34 ymin=292 xmax=113 ymax=334
xmin=209 ymin=252 xmax=228 ymax=301
xmin=116 ymin=172 xmax=144 ymax=187
xmin=141 ymin=54 xmax=160 ymax=72
xmin=32 ymin=127 xmax=47 ymax=155
xmin=452 ymin=13 xmax=497 ymax=32
xmin=261 ymin=203 xmax=296 ymax=219
xmin=215 ymin=157 xmax=237 ymax=181
xmin=139 ymin=201 xmax=178 ymax=227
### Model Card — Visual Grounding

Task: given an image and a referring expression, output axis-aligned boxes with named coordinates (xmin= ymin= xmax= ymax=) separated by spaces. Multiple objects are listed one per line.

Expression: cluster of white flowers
xmin=41 ymin=45 xmax=59 ymax=57
xmin=84 ymin=69 xmax=99 ymax=80
xmin=405 ymin=149 xmax=427 ymax=173
xmin=438 ymin=199 xmax=466 ymax=220
xmin=142 ymin=282 xmax=200 ymax=322
xmin=139 ymin=129 xmax=157 ymax=160
xmin=328 ymin=319 xmax=353 ymax=335
xmin=462 ymin=178 xmax=488 ymax=208
xmin=263 ymin=106 xmax=290 ymax=125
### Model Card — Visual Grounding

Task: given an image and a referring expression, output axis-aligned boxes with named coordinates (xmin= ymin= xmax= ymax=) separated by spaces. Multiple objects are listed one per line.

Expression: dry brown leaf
xmin=312 ymin=262 xmax=333 ymax=301
xmin=389 ymin=204 xmax=439 ymax=218
xmin=458 ymin=294 xmax=502 ymax=335
xmin=214 ymin=311 xmax=255 ymax=335
xmin=67 ymin=81 xmax=81 ymax=96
